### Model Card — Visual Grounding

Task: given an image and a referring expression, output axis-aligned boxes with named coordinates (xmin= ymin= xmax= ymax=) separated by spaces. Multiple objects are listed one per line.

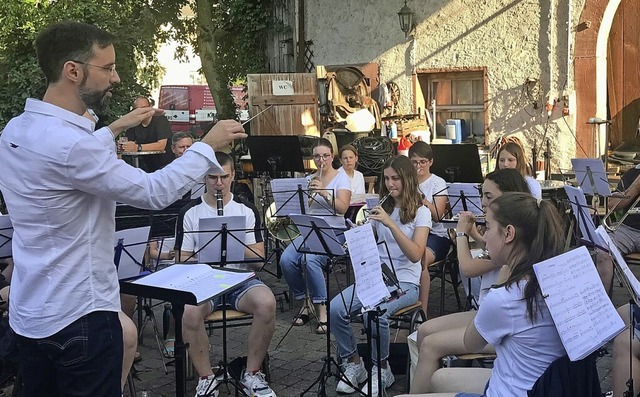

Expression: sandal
xmin=292 ymin=306 xmax=311 ymax=326
xmin=163 ymin=338 xmax=175 ymax=358
xmin=316 ymin=321 xmax=328 ymax=334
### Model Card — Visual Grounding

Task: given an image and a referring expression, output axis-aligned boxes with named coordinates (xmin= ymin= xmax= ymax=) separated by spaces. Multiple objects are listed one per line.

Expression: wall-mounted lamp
xmin=398 ymin=0 xmax=416 ymax=38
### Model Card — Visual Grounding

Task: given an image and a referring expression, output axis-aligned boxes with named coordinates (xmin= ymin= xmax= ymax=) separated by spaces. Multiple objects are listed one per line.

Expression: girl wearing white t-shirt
xmin=338 ymin=144 xmax=366 ymax=195
xmin=331 ymin=155 xmax=430 ymax=396
xmin=280 ymin=138 xmax=351 ymax=334
xmin=496 ymin=142 xmax=542 ymax=199
xmin=410 ymin=193 xmax=566 ymax=396
xmin=408 ymin=141 xmax=450 ymax=312
xmin=412 ymin=168 xmax=531 ymax=393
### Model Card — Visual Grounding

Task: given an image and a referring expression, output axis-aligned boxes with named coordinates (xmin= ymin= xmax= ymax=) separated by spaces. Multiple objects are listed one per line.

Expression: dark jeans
xmin=16 ymin=311 xmax=123 ymax=397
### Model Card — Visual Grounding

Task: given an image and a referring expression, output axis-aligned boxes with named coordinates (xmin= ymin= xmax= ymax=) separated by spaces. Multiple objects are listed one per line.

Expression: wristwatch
xmin=455 ymin=231 xmax=468 ymax=239
xmin=137 ymin=144 xmax=143 ymax=152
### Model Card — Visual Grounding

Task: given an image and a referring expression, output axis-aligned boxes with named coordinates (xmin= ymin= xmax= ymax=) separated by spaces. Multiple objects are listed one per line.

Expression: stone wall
xmin=303 ymin=0 xmax=588 ymax=170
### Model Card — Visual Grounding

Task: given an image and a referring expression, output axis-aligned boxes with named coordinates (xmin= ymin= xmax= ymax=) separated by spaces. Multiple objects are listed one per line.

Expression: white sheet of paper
xmin=595 ymin=226 xmax=640 ymax=304
xmin=533 ymin=246 xmax=625 ymax=361
xmin=115 ymin=226 xmax=151 ymax=280
xmin=198 ymin=216 xmax=246 ymax=263
xmin=564 ymin=185 xmax=605 ymax=247
xmin=132 ymin=264 xmax=255 ymax=305
xmin=571 ymin=158 xmax=612 ymax=196
xmin=447 ymin=183 xmax=483 ymax=216
xmin=345 ymin=223 xmax=390 ymax=309
xmin=0 ymin=215 xmax=13 ymax=258
xmin=270 ymin=178 xmax=309 ymax=216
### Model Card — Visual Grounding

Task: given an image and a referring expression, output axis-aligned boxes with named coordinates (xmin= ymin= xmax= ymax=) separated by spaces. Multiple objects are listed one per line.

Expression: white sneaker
xmin=361 ymin=365 xmax=395 ymax=397
xmin=195 ymin=374 xmax=219 ymax=397
xmin=336 ymin=360 xmax=367 ymax=394
xmin=241 ymin=370 xmax=276 ymax=397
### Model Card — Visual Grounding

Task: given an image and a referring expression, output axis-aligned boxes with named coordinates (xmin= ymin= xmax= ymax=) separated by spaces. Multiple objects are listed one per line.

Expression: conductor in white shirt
xmin=0 ymin=21 xmax=246 ymax=396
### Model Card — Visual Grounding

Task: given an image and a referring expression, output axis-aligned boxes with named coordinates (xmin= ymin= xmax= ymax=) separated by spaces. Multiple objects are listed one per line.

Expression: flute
xmin=362 ymin=191 xmax=393 ymax=224
xmin=308 ymin=164 xmax=324 ymax=206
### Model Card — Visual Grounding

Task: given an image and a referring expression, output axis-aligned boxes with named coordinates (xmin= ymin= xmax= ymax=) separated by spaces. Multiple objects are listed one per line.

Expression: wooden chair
xmin=364 ymin=176 xmax=377 ymax=194
xmin=387 ymin=302 xmax=427 ymax=392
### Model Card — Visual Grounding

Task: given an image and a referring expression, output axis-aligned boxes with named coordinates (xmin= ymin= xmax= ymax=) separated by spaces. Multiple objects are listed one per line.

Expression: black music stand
xmin=593 ymin=229 xmax=640 ymax=397
xmin=0 ymin=215 xmax=13 ymax=260
xmin=343 ymin=225 xmax=404 ymax=397
xmin=436 ymin=183 xmax=484 ymax=223
xmin=177 ymin=219 xmax=267 ymax=395
xmin=120 ymin=265 xmax=254 ymax=397
xmin=247 ymin=135 xmax=306 ymax=176
xmin=431 ymin=144 xmax=484 ymax=183
xmin=285 ymin=214 xmax=349 ymax=397
xmin=563 ymin=185 xmax=608 ymax=252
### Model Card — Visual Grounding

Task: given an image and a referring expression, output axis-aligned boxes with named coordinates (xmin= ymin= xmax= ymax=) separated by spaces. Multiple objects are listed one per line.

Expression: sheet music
xmin=447 ymin=183 xmax=483 ymax=216
xmin=132 ymin=264 xmax=255 ymax=305
xmin=270 ymin=178 xmax=309 ymax=216
xmin=115 ymin=226 xmax=151 ymax=280
xmin=533 ymin=246 xmax=625 ymax=361
xmin=563 ymin=185 xmax=605 ymax=248
xmin=0 ymin=215 xmax=13 ymax=258
xmin=571 ymin=158 xmax=612 ymax=197
xmin=344 ymin=223 xmax=390 ymax=310
xmin=595 ymin=226 xmax=640 ymax=304
xmin=289 ymin=214 xmax=345 ymax=256
xmin=197 ymin=216 xmax=246 ymax=263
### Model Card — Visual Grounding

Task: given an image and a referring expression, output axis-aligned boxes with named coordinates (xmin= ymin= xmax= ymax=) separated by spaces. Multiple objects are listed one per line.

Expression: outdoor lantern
xmin=398 ymin=0 xmax=415 ymax=38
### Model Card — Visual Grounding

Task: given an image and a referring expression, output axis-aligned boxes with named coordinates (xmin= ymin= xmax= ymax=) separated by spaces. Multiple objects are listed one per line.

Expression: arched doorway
xmin=575 ymin=0 xmax=640 ymax=157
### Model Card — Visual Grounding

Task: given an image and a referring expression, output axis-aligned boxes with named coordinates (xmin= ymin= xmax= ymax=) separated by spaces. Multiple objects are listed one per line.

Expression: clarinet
xmin=216 ymin=190 xmax=224 ymax=215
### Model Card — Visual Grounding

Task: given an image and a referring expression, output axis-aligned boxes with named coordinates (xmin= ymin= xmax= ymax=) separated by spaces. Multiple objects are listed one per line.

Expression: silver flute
xmin=362 ymin=191 xmax=393 ymax=224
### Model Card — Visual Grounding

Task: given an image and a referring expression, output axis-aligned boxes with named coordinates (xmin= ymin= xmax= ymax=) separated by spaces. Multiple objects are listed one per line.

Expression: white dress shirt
xmin=0 ymin=99 xmax=222 ymax=338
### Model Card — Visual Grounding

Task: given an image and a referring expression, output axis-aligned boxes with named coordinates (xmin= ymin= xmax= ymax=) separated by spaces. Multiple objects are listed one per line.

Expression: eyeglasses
xmin=313 ymin=153 xmax=332 ymax=161
xmin=70 ymin=60 xmax=117 ymax=76
xmin=207 ymin=174 xmax=231 ymax=182
xmin=411 ymin=159 xmax=430 ymax=166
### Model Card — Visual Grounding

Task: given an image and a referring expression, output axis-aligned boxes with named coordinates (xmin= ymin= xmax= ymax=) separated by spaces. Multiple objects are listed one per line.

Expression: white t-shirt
xmin=307 ymin=171 xmax=351 ymax=229
xmin=180 ymin=195 xmax=261 ymax=271
xmin=526 ymin=176 xmax=542 ymax=199
xmin=338 ymin=167 xmax=366 ymax=195
xmin=475 ymin=281 xmax=565 ymax=397
xmin=418 ymin=174 xmax=447 ymax=238
xmin=372 ymin=206 xmax=431 ymax=285
xmin=478 ymin=267 xmax=501 ymax=305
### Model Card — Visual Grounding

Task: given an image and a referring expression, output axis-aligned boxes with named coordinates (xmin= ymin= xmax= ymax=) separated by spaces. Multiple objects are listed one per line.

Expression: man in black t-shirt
xmin=122 ymin=97 xmax=174 ymax=172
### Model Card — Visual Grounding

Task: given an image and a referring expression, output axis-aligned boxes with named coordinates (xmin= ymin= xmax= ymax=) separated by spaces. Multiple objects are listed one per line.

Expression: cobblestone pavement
xmin=126 ymin=260 xmax=631 ymax=397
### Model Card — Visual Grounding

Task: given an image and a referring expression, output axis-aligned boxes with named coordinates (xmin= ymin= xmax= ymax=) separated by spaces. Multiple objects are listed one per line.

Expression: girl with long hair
xmin=409 ymin=193 xmax=566 ymax=396
xmin=411 ymin=169 xmax=531 ymax=394
xmin=331 ymin=156 xmax=431 ymax=396
xmin=495 ymin=142 xmax=542 ymax=199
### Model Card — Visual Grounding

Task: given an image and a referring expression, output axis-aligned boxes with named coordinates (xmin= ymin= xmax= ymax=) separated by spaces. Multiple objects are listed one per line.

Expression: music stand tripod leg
xmin=300 ymin=257 xmax=345 ymax=397
xmin=366 ymin=307 xmax=385 ymax=397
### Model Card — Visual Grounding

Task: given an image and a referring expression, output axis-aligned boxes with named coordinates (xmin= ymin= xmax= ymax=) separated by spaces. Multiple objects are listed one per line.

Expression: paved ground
xmin=127 ymin=256 xmax=631 ymax=397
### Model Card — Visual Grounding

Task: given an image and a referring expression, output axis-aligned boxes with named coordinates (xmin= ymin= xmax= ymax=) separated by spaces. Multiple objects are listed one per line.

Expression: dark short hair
xmin=408 ymin=141 xmax=434 ymax=160
xmin=484 ymin=168 xmax=530 ymax=194
xmin=171 ymin=132 xmax=194 ymax=146
xmin=35 ymin=21 xmax=116 ymax=85
xmin=214 ymin=151 xmax=235 ymax=172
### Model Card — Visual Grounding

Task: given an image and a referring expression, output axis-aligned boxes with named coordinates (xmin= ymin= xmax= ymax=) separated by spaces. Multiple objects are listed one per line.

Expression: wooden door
xmin=607 ymin=0 xmax=640 ymax=149
xmin=247 ymin=73 xmax=319 ymax=136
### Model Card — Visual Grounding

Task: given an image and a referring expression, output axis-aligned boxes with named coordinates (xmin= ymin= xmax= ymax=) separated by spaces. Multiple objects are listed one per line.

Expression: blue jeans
xmin=280 ymin=236 xmax=332 ymax=303
xmin=330 ymin=282 xmax=418 ymax=363
xmin=16 ymin=311 xmax=123 ymax=397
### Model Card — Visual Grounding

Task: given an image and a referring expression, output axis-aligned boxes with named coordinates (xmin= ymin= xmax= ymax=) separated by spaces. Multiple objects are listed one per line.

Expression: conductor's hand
xmin=108 ymin=107 xmax=163 ymax=136
xmin=456 ymin=211 xmax=476 ymax=234
xmin=202 ymin=120 xmax=247 ymax=150
xmin=368 ymin=205 xmax=392 ymax=227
